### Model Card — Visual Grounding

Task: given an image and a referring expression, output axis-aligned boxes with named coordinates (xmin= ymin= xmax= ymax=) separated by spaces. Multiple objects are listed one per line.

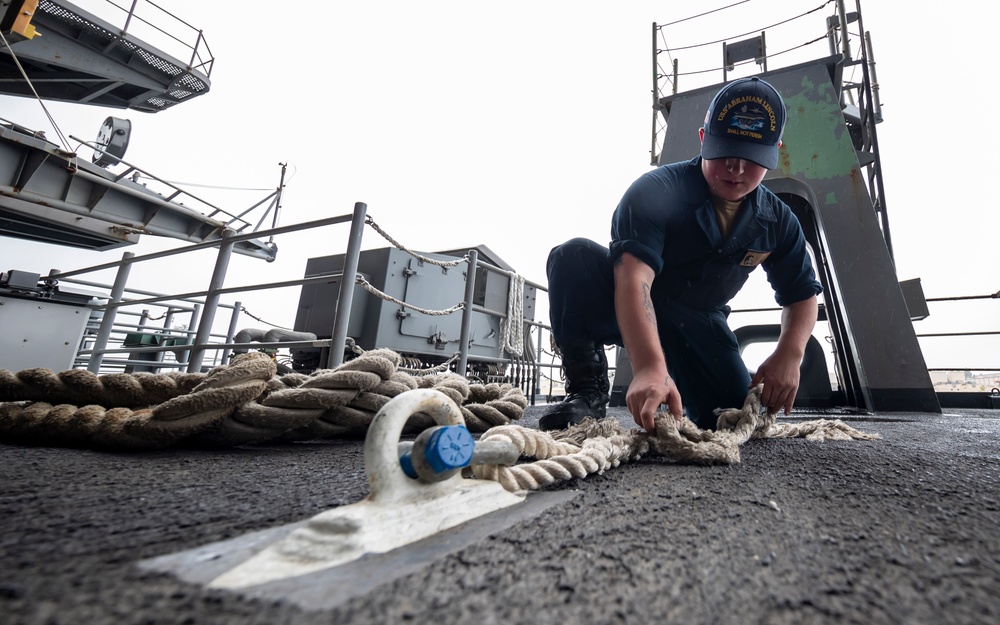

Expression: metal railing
xmin=51 ymin=199 xmax=991 ymax=407
xmin=46 ymin=201 xmax=564 ymax=404
xmin=54 ymin=206 xmax=363 ymax=373
xmin=65 ymin=276 xmax=210 ymax=371
xmin=93 ymin=0 xmax=215 ymax=77
xmin=918 ymin=291 xmax=1000 ymax=383
xmin=728 ymin=288 xmax=1000 ymax=399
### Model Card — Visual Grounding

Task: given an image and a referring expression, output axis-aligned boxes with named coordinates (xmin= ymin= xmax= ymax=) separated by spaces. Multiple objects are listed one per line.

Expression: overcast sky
xmin=1 ymin=0 xmax=996 ymax=372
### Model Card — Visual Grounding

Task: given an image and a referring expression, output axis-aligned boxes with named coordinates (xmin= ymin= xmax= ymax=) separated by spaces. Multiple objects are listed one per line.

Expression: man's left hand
xmin=749 ymin=349 xmax=801 ymax=415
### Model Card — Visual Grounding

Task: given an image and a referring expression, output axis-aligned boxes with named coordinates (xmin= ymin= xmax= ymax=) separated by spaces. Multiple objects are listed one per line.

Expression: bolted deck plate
xmin=139 ymin=489 xmax=577 ymax=611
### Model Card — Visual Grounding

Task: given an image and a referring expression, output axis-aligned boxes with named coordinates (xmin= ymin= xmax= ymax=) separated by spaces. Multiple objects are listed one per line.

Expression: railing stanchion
xmin=220 ymin=301 xmax=242 ymax=365
xmin=328 ymin=202 xmax=367 ymax=369
xmin=88 ymin=251 xmax=135 ymax=373
xmin=457 ymin=249 xmax=478 ymax=377
xmin=189 ymin=230 xmax=235 ymax=372
xmin=176 ymin=303 xmax=201 ymax=366
xmin=533 ymin=326 xmax=543 ymax=406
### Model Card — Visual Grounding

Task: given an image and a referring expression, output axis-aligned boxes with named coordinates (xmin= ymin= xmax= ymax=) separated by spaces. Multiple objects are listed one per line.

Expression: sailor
xmin=541 ymin=77 xmax=823 ymax=433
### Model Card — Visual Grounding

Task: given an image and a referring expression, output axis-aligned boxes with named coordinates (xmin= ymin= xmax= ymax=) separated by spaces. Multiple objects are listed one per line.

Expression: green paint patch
xmin=779 ymin=75 xmax=859 ymax=180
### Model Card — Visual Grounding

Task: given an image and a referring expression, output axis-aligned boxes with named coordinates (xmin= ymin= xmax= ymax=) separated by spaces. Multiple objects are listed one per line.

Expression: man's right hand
xmin=626 ymin=369 xmax=684 ymax=434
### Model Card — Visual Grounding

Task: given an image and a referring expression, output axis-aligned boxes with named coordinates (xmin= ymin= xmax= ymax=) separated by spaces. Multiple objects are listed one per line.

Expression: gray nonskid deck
xmin=1 ymin=406 xmax=998 ymax=624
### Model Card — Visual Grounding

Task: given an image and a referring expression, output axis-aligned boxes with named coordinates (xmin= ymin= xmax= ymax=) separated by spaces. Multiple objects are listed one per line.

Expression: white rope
xmin=355 ymin=275 xmax=464 ymax=316
xmin=364 ymin=216 xmax=467 ymax=268
xmin=498 ymin=273 xmax=525 ymax=356
xmin=472 ymin=385 xmax=881 ymax=492
xmin=398 ymin=353 xmax=461 ymax=375
xmin=345 ymin=341 xmax=459 ymax=376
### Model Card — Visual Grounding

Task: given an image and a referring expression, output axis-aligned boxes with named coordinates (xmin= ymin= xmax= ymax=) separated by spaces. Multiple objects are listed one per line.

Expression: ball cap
xmin=701 ymin=76 xmax=786 ymax=169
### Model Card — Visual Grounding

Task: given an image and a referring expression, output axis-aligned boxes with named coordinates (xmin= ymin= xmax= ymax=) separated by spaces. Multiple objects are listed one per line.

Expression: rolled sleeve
xmin=609 ymin=239 xmax=664 ymax=274
xmin=610 ymin=170 xmax=675 ymax=275
xmin=764 ymin=208 xmax=823 ymax=306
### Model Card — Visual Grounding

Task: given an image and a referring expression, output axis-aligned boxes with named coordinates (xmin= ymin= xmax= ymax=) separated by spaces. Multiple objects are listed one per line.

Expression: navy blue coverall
xmin=547 ymin=157 xmax=823 ymax=427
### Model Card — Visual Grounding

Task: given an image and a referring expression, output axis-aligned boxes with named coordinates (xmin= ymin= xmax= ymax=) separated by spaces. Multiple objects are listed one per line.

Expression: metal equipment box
xmin=0 ymin=291 xmax=93 ymax=372
xmin=292 ymin=246 xmax=536 ymax=369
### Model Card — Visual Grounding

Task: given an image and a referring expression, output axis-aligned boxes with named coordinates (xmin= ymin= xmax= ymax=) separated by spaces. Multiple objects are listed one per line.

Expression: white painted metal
xmin=209 ymin=389 xmax=525 ymax=589
xmin=0 ymin=294 xmax=92 ymax=371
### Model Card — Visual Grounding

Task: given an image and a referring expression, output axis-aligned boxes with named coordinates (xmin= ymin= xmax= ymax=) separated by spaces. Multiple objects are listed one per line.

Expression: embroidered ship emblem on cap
xmin=731 ymin=105 xmax=767 ymax=132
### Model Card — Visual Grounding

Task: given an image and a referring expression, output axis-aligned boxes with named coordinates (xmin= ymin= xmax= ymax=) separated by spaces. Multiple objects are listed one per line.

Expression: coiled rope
xmin=0 ymin=349 xmax=527 ymax=450
xmin=473 ymin=385 xmax=880 ymax=492
xmin=498 ymin=272 xmax=525 ymax=356
xmin=0 ymin=356 xmax=878 ymax=495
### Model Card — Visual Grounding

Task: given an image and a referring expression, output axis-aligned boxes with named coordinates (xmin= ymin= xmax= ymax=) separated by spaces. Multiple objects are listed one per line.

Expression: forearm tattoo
xmin=641 ymin=280 xmax=657 ymax=327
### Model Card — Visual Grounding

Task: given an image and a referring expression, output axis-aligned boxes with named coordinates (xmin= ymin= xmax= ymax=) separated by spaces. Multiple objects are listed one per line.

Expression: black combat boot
xmin=538 ymin=343 xmax=610 ymax=431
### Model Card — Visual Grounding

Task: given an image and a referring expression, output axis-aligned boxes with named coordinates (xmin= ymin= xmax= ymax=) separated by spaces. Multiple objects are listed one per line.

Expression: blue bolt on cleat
xmin=423 ymin=425 xmax=475 ymax=474
xmin=399 ymin=425 xmax=477 ymax=481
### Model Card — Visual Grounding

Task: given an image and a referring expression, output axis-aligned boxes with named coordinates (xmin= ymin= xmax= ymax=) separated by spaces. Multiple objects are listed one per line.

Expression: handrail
xmin=99 ymin=274 xmax=348 ymax=310
xmin=46 ymin=213 xmax=353 ymax=281
xmin=52 ymin=201 xmax=556 ymax=406
xmin=72 ymin=205 xmax=368 ymax=373
xmin=94 ymin=0 xmax=214 ymax=78
xmin=728 ymin=289 xmax=999 ymax=394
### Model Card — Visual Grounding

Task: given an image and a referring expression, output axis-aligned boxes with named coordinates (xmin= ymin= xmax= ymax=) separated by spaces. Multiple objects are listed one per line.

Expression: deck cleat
xmin=208 ymin=388 xmax=524 ymax=590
